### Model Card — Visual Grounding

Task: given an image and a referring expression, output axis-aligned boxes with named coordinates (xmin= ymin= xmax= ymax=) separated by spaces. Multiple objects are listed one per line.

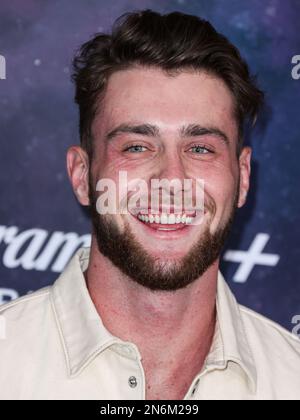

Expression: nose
xmin=154 ymin=150 xmax=186 ymax=181
xmin=150 ymin=150 xmax=188 ymax=210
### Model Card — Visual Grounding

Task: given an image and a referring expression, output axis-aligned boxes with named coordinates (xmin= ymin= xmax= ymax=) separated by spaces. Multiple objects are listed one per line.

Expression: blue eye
xmin=190 ymin=145 xmax=211 ymax=154
xmin=124 ymin=145 xmax=147 ymax=153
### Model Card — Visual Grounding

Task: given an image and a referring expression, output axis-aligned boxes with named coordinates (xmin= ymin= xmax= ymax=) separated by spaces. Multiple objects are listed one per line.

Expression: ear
xmin=237 ymin=146 xmax=252 ymax=208
xmin=66 ymin=146 xmax=90 ymax=206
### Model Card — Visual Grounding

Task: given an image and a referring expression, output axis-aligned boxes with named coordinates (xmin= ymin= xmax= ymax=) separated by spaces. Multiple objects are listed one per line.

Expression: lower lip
xmin=132 ymin=215 xmax=196 ymax=239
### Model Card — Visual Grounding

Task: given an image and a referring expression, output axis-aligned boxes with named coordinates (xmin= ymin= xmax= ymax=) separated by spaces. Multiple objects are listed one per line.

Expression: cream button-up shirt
xmin=0 ymin=247 xmax=300 ymax=400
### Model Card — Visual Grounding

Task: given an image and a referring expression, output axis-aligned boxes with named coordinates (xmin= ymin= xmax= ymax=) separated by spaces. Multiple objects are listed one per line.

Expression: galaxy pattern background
xmin=0 ymin=0 xmax=300 ymax=331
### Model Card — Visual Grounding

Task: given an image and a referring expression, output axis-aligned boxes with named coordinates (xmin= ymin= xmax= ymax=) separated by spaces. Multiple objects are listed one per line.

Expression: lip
xmin=130 ymin=211 xmax=206 ymax=240
xmin=134 ymin=216 xmax=192 ymax=239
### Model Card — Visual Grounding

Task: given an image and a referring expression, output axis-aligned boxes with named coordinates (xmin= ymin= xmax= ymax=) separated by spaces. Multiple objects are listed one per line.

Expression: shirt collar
xmin=50 ymin=247 xmax=256 ymax=392
xmin=206 ymin=271 xmax=257 ymax=393
xmin=51 ymin=247 xmax=125 ymax=377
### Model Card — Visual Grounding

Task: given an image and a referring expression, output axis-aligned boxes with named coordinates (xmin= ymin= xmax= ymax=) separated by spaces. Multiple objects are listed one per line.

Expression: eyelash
xmin=122 ymin=143 xmax=214 ymax=154
xmin=123 ymin=144 xmax=148 ymax=152
xmin=188 ymin=144 xmax=214 ymax=154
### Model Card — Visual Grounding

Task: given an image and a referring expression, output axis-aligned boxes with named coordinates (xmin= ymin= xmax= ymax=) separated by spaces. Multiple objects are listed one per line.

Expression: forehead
xmin=93 ymin=66 xmax=237 ymax=138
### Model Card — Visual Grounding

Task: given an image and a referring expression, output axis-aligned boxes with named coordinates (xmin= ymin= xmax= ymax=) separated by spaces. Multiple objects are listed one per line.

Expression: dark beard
xmin=88 ymin=178 xmax=238 ymax=292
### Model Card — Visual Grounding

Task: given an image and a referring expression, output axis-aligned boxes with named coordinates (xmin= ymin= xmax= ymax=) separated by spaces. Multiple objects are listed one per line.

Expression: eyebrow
xmin=105 ymin=123 xmax=229 ymax=145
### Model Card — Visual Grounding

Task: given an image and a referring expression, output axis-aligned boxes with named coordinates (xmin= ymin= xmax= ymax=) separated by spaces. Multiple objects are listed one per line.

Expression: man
xmin=0 ymin=10 xmax=299 ymax=400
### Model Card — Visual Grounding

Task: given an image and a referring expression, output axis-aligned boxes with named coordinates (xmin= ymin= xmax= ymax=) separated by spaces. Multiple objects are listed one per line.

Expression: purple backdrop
xmin=0 ymin=0 xmax=300 ymax=332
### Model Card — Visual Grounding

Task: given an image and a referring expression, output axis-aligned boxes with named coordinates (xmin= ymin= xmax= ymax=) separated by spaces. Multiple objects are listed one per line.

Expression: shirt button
xmin=128 ymin=376 xmax=138 ymax=388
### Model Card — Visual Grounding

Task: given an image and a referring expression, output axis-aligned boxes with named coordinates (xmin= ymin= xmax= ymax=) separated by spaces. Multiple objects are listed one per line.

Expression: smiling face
xmin=68 ymin=66 xmax=251 ymax=291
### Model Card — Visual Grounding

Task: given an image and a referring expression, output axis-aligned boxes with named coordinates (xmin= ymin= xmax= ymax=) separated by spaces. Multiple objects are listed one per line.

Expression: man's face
xmin=75 ymin=67 xmax=250 ymax=291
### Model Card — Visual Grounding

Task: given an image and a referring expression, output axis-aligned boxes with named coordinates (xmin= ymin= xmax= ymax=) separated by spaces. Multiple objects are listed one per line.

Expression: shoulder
xmin=0 ymin=285 xmax=66 ymax=399
xmin=240 ymin=304 xmax=300 ymax=353
xmin=239 ymin=304 xmax=300 ymax=398
xmin=0 ymin=286 xmax=59 ymax=368
xmin=0 ymin=287 xmax=53 ymax=347
xmin=0 ymin=286 xmax=51 ymax=318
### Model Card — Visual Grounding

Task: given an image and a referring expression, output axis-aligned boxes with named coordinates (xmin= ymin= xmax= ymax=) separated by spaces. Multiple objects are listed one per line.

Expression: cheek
xmin=201 ymin=162 xmax=238 ymax=222
xmin=101 ymin=148 xmax=151 ymax=178
xmin=92 ymin=148 xmax=151 ymax=194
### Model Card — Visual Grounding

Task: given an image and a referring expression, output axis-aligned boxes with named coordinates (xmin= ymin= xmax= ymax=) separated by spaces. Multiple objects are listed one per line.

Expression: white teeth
xmin=137 ymin=213 xmax=195 ymax=225
xmin=168 ymin=214 xmax=176 ymax=224
xmin=176 ymin=215 xmax=182 ymax=224
xmin=160 ymin=213 xmax=168 ymax=224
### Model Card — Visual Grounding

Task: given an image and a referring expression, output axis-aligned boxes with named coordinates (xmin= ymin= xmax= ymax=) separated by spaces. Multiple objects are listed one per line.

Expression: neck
xmin=85 ymin=236 xmax=219 ymax=399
